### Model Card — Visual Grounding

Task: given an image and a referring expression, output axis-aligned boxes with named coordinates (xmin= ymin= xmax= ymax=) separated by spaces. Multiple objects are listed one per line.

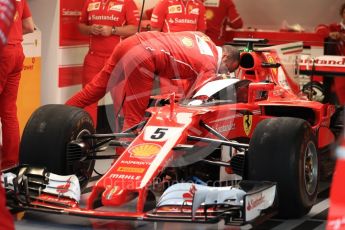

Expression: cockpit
xmin=181 ymin=79 xmax=251 ymax=106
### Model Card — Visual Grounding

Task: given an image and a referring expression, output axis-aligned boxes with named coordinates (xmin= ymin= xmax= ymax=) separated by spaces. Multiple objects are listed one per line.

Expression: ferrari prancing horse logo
xmin=243 ymin=115 xmax=252 ymax=136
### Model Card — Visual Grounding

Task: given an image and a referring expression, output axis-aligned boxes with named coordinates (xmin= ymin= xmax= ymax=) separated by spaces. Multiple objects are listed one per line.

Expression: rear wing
xmin=299 ymin=55 xmax=345 ymax=77
xmin=258 ymin=42 xmax=304 ymax=83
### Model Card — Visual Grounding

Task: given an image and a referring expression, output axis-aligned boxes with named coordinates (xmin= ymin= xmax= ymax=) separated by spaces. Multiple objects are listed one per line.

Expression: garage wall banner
xmin=18 ymin=29 xmax=42 ymax=134
xmin=59 ymin=0 xmax=89 ymax=90
xmin=60 ymin=0 xmax=88 ymax=46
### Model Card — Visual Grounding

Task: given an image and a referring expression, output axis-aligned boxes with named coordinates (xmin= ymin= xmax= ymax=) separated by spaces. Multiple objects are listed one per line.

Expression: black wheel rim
xmin=304 ymin=141 xmax=318 ymax=195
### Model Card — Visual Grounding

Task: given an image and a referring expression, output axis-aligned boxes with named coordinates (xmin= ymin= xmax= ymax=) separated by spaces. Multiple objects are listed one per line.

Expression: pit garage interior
xmin=1 ymin=0 xmax=345 ymax=229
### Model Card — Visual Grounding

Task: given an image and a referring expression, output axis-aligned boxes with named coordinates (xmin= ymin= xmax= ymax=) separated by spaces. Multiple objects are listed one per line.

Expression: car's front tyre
xmin=247 ymin=117 xmax=318 ymax=218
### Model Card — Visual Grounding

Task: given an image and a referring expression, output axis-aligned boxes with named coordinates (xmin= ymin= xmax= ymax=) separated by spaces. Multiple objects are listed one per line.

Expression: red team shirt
xmin=80 ymin=0 xmax=139 ymax=56
xmin=135 ymin=31 xmax=220 ymax=89
xmin=7 ymin=0 xmax=31 ymax=44
xmin=203 ymin=0 xmax=243 ymax=45
xmin=68 ymin=31 xmax=221 ymax=105
xmin=329 ymin=22 xmax=345 ymax=55
xmin=151 ymin=0 xmax=207 ymax=32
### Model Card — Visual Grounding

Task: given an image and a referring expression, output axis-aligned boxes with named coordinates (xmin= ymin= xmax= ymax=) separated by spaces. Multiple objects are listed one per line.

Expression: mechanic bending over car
xmin=78 ymin=0 xmax=140 ymax=126
xmin=145 ymin=0 xmax=207 ymax=96
xmin=66 ymin=31 xmax=240 ymax=132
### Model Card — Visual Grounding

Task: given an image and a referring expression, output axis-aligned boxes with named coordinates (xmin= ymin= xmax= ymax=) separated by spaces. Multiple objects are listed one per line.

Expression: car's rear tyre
xmin=19 ymin=104 xmax=95 ymax=189
xmin=247 ymin=117 xmax=318 ymax=218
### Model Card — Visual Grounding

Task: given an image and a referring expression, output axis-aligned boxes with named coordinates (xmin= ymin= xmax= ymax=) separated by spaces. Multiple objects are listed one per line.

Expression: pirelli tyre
xmin=19 ymin=104 xmax=95 ymax=189
xmin=247 ymin=117 xmax=318 ymax=218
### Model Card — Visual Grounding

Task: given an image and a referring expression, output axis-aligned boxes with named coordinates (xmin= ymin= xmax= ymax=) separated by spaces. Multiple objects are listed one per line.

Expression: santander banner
xmin=60 ymin=0 xmax=88 ymax=46
xmin=59 ymin=0 xmax=89 ymax=88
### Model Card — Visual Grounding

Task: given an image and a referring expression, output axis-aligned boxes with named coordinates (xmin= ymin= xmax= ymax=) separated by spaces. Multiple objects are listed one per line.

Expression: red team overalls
xmin=66 ymin=31 xmax=221 ymax=131
xmin=0 ymin=0 xmax=30 ymax=169
xmin=80 ymin=0 xmax=139 ymax=125
xmin=150 ymin=0 xmax=207 ymax=32
xmin=0 ymin=0 xmax=17 ymax=229
xmin=203 ymin=0 xmax=243 ymax=45
xmin=150 ymin=0 xmax=207 ymax=95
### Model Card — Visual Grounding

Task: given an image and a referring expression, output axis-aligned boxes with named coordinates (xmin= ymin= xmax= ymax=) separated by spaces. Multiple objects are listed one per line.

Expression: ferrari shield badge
xmin=243 ymin=114 xmax=252 ymax=136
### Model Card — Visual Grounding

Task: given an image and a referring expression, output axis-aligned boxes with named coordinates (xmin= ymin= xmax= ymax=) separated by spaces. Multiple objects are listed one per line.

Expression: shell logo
xmin=205 ymin=9 xmax=214 ymax=20
xmin=129 ymin=143 xmax=161 ymax=158
xmin=181 ymin=37 xmax=194 ymax=48
xmin=267 ymin=56 xmax=277 ymax=75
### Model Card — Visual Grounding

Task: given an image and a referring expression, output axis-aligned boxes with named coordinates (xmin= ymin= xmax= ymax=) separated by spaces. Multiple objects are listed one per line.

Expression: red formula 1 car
xmin=2 ymin=39 xmax=343 ymax=226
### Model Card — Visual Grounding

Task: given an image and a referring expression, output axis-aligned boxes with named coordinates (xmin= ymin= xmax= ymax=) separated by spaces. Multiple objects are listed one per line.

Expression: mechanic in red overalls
xmin=79 ymin=0 xmax=139 ymax=126
xmin=150 ymin=0 xmax=206 ymax=33
xmin=146 ymin=0 xmax=207 ymax=97
xmin=66 ymin=31 xmax=240 ymax=131
xmin=203 ymin=0 xmax=243 ymax=45
xmin=315 ymin=3 xmax=345 ymax=105
xmin=0 ymin=0 xmax=34 ymax=170
xmin=0 ymin=0 xmax=21 ymax=229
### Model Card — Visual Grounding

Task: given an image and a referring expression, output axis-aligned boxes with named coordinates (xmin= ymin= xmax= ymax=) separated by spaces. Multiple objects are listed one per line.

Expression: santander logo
xmin=247 ymin=193 xmax=265 ymax=211
xmin=61 ymin=9 xmax=81 ymax=17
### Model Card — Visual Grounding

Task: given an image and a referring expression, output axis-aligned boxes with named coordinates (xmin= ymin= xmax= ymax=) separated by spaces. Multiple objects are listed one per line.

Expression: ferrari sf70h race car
xmin=2 ymin=39 xmax=344 ymax=226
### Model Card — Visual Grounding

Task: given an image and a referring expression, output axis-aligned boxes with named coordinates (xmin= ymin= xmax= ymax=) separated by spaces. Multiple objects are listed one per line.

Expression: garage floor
xmin=14 ymin=157 xmax=331 ymax=230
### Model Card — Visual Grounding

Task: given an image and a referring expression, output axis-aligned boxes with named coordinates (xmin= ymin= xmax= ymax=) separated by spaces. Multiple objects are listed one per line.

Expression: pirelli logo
xmin=117 ymin=167 xmax=145 ymax=173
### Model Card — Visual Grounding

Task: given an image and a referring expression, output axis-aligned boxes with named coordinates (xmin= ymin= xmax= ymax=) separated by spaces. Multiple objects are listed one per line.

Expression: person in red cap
xmin=0 ymin=0 xmax=34 ymax=170
xmin=203 ymin=0 xmax=243 ymax=45
xmin=150 ymin=0 xmax=206 ymax=33
xmin=78 ymin=0 xmax=139 ymax=126
xmin=0 ymin=0 xmax=22 ymax=229
xmin=315 ymin=3 xmax=345 ymax=105
xmin=66 ymin=31 xmax=240 ymax=132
